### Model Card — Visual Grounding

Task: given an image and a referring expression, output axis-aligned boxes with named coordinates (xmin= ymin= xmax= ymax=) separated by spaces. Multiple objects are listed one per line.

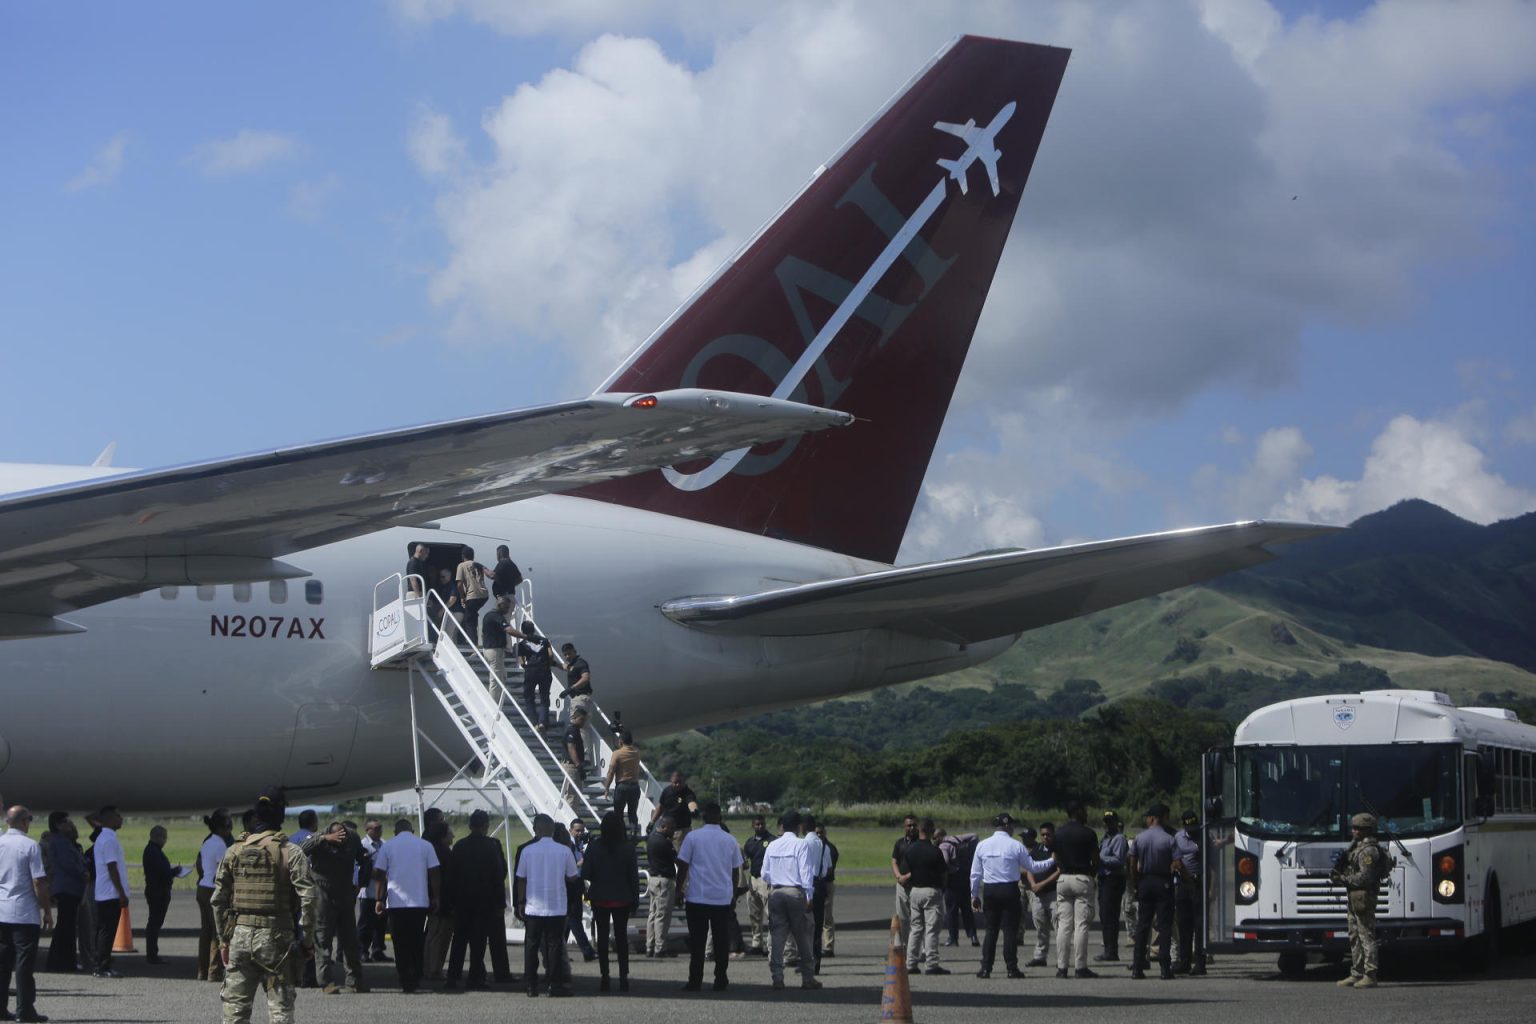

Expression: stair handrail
xmin=423 ymin=588 xmax=601 ymax=821
xmin=369 ymin=572 xmax=430 ymax=666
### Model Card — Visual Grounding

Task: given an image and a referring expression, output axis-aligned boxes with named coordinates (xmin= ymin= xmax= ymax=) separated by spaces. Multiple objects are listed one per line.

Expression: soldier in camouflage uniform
xmin=1331 ymin=812 xmax=1383 ymax=989
xmin=212 ymin=788 xmax=317 ymax=1023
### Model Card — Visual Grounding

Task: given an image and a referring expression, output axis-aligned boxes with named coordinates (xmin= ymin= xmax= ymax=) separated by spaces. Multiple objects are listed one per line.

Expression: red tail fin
xmin=580 ymin=36 xmax=1070 ymax=564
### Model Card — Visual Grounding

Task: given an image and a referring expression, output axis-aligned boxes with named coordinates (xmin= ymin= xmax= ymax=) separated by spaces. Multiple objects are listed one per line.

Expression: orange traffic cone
xmin=880 ymin=915 xmax=913 ymax=1024
xmin=112 ymin=904 xmax=137 ymax=953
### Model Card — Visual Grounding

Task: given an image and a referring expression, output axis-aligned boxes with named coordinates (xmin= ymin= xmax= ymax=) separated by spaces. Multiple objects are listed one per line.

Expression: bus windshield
xmin=1237 ymin=743 xmax=1461 ymax=839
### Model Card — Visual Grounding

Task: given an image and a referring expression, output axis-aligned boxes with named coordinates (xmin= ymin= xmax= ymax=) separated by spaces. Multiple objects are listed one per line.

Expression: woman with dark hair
xmin=196 ymin=808 xmax=233 ymax=982
xmin=581 ymin=811 xmax=641 ymax=991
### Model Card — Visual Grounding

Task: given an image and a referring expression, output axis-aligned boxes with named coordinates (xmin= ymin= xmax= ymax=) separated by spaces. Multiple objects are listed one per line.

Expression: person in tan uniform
xmin=212 ymin=788 xmax=316 ymax=1024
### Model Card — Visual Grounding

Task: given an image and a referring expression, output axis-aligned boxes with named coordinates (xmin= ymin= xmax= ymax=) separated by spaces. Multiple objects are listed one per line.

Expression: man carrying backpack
xmin=1331 ymin=812 xmax=1389 ymax=989
xmin=938 ymin=830 xmax=979 ymax=947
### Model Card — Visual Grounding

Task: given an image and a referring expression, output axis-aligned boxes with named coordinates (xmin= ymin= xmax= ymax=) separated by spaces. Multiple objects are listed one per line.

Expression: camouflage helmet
xmin=1349 ymin=812 xmax=1377 ymax=831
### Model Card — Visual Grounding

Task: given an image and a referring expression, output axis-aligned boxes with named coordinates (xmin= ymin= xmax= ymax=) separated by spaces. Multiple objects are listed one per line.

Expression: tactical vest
xmin=230 ymin=831 xmax=293 ymax=918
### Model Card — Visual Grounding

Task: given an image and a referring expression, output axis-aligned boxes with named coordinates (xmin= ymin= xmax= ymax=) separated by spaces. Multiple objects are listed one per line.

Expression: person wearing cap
xmin=1129 ymin=804 xmax=1176 ymax=980
xmin=761 ymin=811 xmax=820 ymax=991
xmin=968 ymin=813 xmax=1054 ymax=979
xmin=212 ymin=787 xmax=317 ymax=1023
xmin=1330 ymin=813 xmax=1384 ymax=989
xmin=1171 ymin=810 xmax=1206 ymax=976
xmin=1096 ymin=811 xmax=1128 ymax=962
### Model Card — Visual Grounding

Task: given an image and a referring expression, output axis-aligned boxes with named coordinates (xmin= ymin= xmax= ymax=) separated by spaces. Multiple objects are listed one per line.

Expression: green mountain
xmin=921 ymin=498 xmax=1536 ymax=708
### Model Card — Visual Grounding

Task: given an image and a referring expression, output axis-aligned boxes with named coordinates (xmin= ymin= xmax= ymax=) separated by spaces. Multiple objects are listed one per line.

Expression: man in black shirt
xmin=481 ymin=597 xmax=514 ymax=689
xmin=1049 ymin=805 xmax=1099 ymax=978
xmin=405 ymin=544 xmax=431 ymax=597
xmin=1025 ymin=822 xmax=1058 ymax=967
xmin=890 ymin=815 xmax=918 ymax=949
xmin=490 ymin=544 xmax=523 ymax=599
xmin=141 ymin=826 xmax=176 ymax=964
xmin=645 ymin=820 xmax=678 ymax=957
xmin=742 ymin=816 xmax=773 ymax=954
xmin=516 ymin=625 xmax=554 ymax=729
xmin=900 ymin=819 xmax=950 ymax=974
xmin=653 ymin=771 xmax=699 ymax=848
xmin=444 ymin=811 xmax=515 ymax=989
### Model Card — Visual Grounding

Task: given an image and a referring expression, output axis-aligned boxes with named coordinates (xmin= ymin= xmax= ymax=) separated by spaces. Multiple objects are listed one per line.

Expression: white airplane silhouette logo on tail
xmin=934 ymin=100 xmax=1016 ymax=197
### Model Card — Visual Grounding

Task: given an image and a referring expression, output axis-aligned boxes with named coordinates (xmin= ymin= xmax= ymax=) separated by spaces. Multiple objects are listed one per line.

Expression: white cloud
xmin=1506 ymin=408 xmax=1536 ymax=445
xmin=65 ymin=132 xmax=128 ymax=192
xmin=1275 ymin=414 xmax=1536 ymax=525
xmin=407 ymin=108 xmax=468 ymax=180
xmin=405 ymin=1 xmax=1536 ymax=551
xmin=287 ymin=175 xmax=340 ymax=221
xmin=190 ymin=129 xmax=300 ymax=176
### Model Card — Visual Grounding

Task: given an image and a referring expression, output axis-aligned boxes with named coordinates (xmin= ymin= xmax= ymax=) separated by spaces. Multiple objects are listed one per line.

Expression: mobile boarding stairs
xmin=368 ymin=572 xmax=673 ymax=946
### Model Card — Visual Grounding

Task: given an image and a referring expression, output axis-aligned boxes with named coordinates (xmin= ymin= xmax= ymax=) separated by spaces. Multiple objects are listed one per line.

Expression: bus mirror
xmin=1204 ymin=795 xmax=1224 ymax=821
xmin=1475 ymin=794 xmax=1495 ymax=819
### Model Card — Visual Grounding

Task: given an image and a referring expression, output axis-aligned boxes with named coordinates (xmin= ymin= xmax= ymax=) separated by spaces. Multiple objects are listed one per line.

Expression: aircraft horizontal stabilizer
xmin=661 ymin=521 xmax=1342 ymax=644
xmin=0 ymin=389 xmax=849 ymax=621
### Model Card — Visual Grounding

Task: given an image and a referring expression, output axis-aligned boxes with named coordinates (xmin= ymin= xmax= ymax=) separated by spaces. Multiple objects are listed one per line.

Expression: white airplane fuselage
xmin=0 ymin=488 xmax=1013 ymax=809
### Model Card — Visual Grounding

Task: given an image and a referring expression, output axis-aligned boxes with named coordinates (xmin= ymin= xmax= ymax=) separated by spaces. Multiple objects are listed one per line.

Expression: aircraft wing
xmin=0 ymin=389 xmax=850 ymax=633
xmin=662 ymin=521 xmax=1341 ymax=644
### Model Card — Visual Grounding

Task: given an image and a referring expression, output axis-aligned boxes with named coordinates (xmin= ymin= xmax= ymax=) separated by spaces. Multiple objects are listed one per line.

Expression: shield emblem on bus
xmin=1332 ymin=706 xmax=1356 ymax=731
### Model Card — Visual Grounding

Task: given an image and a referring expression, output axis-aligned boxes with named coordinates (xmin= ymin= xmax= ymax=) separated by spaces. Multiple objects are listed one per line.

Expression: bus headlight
xmin=1432 ymin=845 xmax=1463 ymax=905
xmin=1235 ymin=852 xmax=1260 ymax=904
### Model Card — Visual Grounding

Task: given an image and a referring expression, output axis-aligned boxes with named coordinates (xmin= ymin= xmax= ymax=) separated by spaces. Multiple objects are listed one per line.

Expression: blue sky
xmin=3 ymin=1 xmax=1534 ymax=560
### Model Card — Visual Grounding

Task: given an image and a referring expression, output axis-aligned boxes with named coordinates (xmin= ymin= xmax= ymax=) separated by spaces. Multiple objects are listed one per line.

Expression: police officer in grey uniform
xmin=1129 ymin=804 xmax=1176 ymax=980
xmin=212 ymin=788 xmax=317 ymax=1024
xmin=1095 ymin=811 xmax=1129 ymax=962
xmin=1171 ymin=810 xmax=1206 ymax=975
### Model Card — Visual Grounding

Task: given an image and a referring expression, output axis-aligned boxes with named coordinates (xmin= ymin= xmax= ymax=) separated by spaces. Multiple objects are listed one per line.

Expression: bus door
xmin=1203 ymin=747 xmax=1239 ymax=952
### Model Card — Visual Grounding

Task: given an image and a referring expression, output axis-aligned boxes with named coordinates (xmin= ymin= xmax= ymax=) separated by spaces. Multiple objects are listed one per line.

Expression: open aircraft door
xmin=1203 ymin=747 xmax=1239 ymax=953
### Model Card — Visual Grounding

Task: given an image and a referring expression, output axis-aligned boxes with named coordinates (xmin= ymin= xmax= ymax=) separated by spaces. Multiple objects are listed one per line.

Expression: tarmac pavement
xmin=18 ymin=886 xmax=1536 ymax=1022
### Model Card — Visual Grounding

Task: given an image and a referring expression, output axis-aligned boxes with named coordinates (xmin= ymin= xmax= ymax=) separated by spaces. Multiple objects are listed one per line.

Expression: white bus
xmin=1201 ymin=689 xmax=1536 ymax=973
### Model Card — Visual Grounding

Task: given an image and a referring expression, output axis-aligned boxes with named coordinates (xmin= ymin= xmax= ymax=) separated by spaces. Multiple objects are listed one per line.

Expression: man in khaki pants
xmin=741 ymin=816 xmax=774 ymax=954
xmin=1051 ymin=804 xmax=1100 ymax=978
xmin=645 ymin=819 xmax=678 ymax=956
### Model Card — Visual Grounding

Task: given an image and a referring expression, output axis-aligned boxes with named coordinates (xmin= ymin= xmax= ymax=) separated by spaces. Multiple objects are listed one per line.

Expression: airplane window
xmin=159 ymin=586 xmax=178 ymax=600
xmin=305 ymin=580 xmax=323 ymax=605
xmin=269 ymin=580 xmax=288 ymax=604
xmin=233 ymin=583 xmax=251 ymax=603
xmin=196 ymin=586 xmax=215 ymax=602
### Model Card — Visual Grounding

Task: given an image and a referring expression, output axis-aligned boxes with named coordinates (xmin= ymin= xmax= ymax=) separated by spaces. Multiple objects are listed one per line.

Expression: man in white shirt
xmin=0 ymin=805 xmax=53 ymax=1023
xmin=801 ymin=814 xmax=833 ymax=973
xmin=676 ymin=803 xmax=744 ymax=992
xmin=371 ymin=819 xmax=440 ymax=994
xmin=969 ymin=812 xmax=1053 ymax=980
xmin=760 ymin=811 xmax=821 ymax=992
xmin=514 ymin=814 xmax=579 ymax=998
xmin=90 ymin=806 xmax=130 ymax=979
